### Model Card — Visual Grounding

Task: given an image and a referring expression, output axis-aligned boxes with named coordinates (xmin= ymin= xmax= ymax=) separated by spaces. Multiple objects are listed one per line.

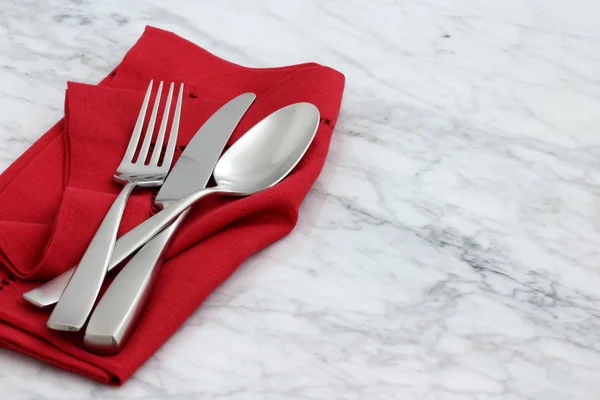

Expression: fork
xmin=47 ymin=80 xmax=184 ymax=332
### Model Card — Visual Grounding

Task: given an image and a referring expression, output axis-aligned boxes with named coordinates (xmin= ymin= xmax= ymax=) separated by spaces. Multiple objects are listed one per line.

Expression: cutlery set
xmin=22 ymin=80 xmax=320 ymax=354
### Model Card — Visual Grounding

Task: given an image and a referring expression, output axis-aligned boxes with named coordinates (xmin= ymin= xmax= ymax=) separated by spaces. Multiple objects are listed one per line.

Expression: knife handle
xmin=84 ymin=210 xmax=189 ymax=354
xmin=46 ymin=182 xmax=137 ymax=331
xmin=23 ymin=186 xmax=222 ymax=308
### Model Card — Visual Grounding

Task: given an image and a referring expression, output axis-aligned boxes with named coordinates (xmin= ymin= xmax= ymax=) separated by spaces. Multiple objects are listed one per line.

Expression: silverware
xmin=83 ymin=101 xmax=320 ymax=353
xmin=83 ymin=92 xmax=257 ymax=353
xmin=47 ymin=80 xmax=184 ymax=332
xmin=22 ymin=93 xmax=257 ymax=308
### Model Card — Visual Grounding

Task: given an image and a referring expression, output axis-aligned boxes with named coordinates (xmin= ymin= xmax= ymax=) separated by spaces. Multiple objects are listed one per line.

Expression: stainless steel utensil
xmin=23 ymin=93 xmax=257 ymax=308
xmin=83 ymin=102 xmax=320 ymax=353
xmin=47 ymin=80 xmax=184 ymax=332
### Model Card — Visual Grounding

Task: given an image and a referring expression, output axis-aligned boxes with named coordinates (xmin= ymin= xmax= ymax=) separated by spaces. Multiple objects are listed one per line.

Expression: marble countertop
xmin=1 ymin=0 xmax=600 ymax=399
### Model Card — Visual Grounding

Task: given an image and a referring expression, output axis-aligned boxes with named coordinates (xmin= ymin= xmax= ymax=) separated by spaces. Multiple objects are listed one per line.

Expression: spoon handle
xmin=23 ymin=186 xmax=223 ymax=308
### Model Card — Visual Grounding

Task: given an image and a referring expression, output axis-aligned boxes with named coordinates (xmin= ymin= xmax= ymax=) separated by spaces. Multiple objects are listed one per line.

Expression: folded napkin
xmin=0 ymin=26 xmax=344 ymax=384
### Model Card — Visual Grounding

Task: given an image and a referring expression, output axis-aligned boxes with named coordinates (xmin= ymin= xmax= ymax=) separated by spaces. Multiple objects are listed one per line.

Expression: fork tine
xmin=161 ymin=83 xmax=183 ymax=170
xmin=137 ymin=81 xmax=163 ymax=164
xmin=149 ymin=82 xmax=174 ymax=166
xmin=123 ymin=80 xmax=153 ymax=162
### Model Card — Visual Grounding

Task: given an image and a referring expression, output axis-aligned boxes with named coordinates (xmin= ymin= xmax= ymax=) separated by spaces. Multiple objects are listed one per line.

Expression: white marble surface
xmin=1 ymin=0 xmax=600 ymax=398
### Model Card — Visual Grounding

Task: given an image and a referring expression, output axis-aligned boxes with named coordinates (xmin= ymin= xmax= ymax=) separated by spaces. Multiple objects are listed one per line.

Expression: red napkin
xmin=0 ymin=26 xmax=345 ymax=384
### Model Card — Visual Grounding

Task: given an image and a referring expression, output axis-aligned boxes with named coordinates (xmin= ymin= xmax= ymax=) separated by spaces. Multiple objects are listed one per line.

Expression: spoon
xmin=82 ymin=102 xmax=320 ymax=354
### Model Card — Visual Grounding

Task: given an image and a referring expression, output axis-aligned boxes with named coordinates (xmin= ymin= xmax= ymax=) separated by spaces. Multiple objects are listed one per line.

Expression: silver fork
xmin=47 ymin=80 xmax=184 ymax=332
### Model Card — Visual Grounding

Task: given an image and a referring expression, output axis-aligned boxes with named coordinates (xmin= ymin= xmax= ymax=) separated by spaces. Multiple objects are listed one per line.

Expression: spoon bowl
xmin=214 ymin=102 xmax=320 ymax=193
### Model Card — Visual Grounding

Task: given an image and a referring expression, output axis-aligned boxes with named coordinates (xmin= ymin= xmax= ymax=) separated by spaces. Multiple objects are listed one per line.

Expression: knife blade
xmin=23 ymin=92 xmax=256 ymax=308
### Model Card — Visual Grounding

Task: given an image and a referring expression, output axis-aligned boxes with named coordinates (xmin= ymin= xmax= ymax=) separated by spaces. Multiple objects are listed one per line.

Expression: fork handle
xmin=47 ymin=182 xmax=137 ymax=332
xmin=84 ymin=210 xmax=189 ymax=354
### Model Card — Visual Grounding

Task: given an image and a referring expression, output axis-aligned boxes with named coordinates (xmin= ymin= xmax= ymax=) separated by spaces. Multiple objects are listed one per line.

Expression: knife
xmin=23 ymin=92 xmax=257 ymax=309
